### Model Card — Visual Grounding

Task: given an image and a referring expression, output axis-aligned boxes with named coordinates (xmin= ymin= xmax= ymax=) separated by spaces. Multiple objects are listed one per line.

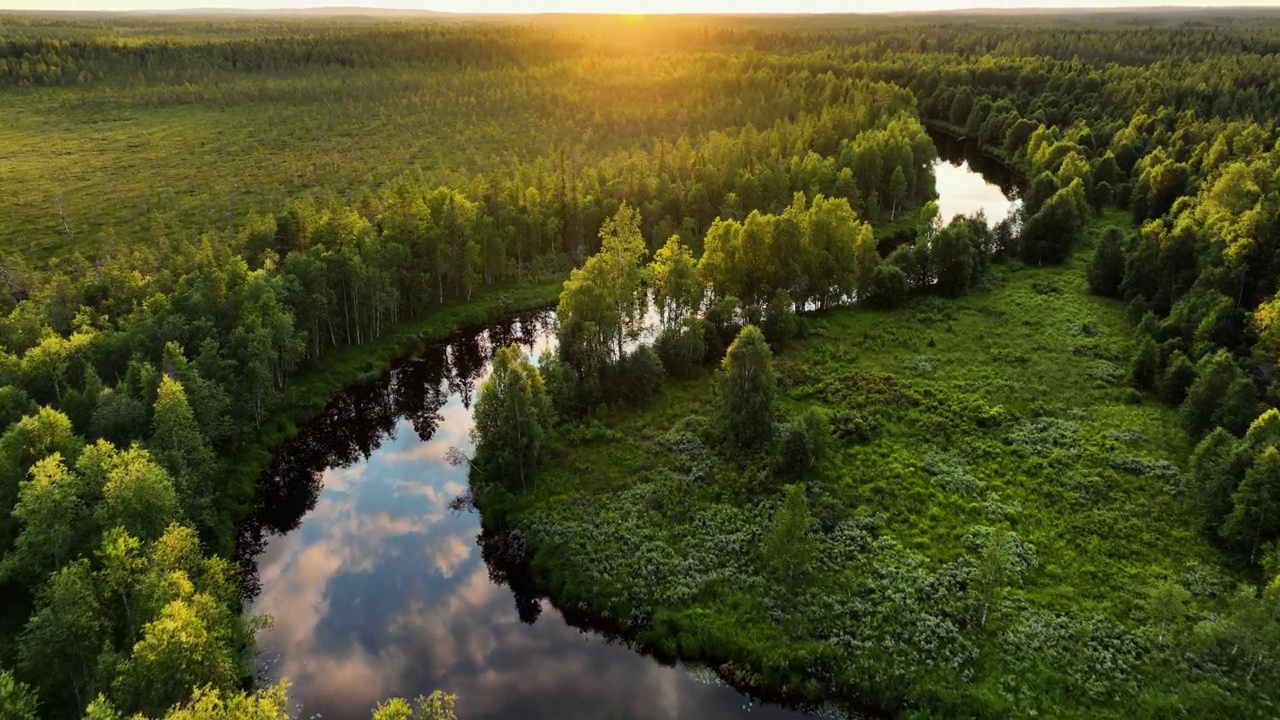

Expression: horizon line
xmin=5 ymin=3 xmax=1280 ymax=14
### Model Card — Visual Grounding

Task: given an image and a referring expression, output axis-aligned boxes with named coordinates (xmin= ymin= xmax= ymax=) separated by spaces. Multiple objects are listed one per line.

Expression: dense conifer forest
xmin=3 ymin=8 xmax=1280 ymax=719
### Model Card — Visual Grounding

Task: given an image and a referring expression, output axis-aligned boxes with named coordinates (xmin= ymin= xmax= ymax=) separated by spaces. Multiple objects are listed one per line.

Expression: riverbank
xmin=476 ymin=208 xmax=1247 ymax=718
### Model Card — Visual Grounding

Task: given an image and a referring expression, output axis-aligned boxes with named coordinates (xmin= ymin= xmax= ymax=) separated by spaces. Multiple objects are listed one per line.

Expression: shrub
xmin=868 ymin=262 xmax=909 ymax=309
xmin=1158 ymin=351 xmax=1196 ymax=405
xmin=702 ymin=296 xmax=742 ymax=364
xmin=1087 ymin=226 xmax=1126 ymax=298
xmin=1130 ymin=336 xmax=1160 ymax=390
xmin=830 ymin=410 xmax=877 ymax=443
xmin=654 ymin=317 xmax=706 ymax=380
xmin=1065 ymin=320 xmax=1102 ymax=337
xmin=760 ymin=484 xmax=816 ymax=581
xmin=1110 ymin=453 xmax=1184 ymax=492
xmin=472 ymin=345 xmax=553 ymax=490
xmin=777 ymin=408 xmax=831 ymax=477
xmin=540 ymin=352 xmax=597 ymax=418
xmin=761 ymin=289 xmax=799 ymax=348
xmin=1006 ymin=417 xmax=1082 ymax=459
xmin=1180 ymin=351 xmax=1253 ymax=440
xmin=1085 ymin=360 xmax=1124 ymax=385
xmin=90 ymin=389 xmax=148 ymax=446
xmin=924 ymin=451 xmax=986 ymax=496
xmin=613 ymin=345 xmax=664 ymax=407
xmin=905 ymin=355 xmax=938 ymax=375
xmin=659 ymin=420 xmax=716 ymax=484
xmin=0 ymin=387 xmax=36 ymax=432
xmin=991 ymin=347 xmax=1031 ymax=365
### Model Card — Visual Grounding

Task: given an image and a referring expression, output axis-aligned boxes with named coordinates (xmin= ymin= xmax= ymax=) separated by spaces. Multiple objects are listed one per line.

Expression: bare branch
xmin=53 ymin=195 xmax=73 ymax=238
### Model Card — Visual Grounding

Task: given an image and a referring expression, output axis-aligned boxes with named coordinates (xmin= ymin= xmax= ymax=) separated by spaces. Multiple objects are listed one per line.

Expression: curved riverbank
xmin=241 ymin=305 xmax=817 ymax=720
xmin=471 ymin=513 xmax=901 ymax=718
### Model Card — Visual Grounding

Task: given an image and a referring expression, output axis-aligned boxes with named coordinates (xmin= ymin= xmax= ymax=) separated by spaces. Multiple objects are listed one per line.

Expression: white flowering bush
xmin=1005 ymin=417 xmax=1082 ymax=459
xmin=923 ymin=450 xmax=986 ymax=496
xmin=1085 ymin=359 xmax=1125 ymax=384
xmin=904 ymin=354 xmax=938 ymax=375
xmin=1109 ymin=452 xmax=1184 ymax=492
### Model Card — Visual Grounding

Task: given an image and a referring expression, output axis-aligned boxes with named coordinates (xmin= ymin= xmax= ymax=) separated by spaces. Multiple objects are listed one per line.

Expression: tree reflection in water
xmin=235 ymin=310 xmax=553 ymax=600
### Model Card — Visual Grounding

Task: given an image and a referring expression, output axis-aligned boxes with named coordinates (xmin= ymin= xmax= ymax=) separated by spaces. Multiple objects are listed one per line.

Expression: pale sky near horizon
xmin=4 ymin=0 xmax=1279 ymax=13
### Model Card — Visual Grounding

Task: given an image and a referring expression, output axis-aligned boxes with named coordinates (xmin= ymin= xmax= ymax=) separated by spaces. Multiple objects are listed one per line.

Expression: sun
xmin=458 ymin=0 xmax=832 ymax=13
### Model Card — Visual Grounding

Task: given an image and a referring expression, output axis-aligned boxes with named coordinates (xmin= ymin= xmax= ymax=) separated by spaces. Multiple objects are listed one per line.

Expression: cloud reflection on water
xmin=251 ymin=358 xmax=808 ymax=720
xmin=933 ymin=158 xmax=1020 ymax=225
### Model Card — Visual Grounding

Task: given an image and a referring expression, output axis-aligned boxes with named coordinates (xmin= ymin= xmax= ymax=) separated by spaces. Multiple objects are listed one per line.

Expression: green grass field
xmin=1 ymin=68 xmax=551 ymax=260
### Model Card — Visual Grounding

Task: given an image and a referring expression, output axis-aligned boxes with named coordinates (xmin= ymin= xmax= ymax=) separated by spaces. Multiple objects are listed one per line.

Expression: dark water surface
xmin=243 ymin=147 xmax=1016 ymax=720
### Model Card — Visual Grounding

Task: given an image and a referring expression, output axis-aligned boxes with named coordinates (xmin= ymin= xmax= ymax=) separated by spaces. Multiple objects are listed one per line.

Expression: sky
xmin=5 ymin=0 xmax=1280 ymax=13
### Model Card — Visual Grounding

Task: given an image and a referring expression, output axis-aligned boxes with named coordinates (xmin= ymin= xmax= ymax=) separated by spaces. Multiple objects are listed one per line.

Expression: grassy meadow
xmin=2 ymin=67 xmax=575 ymax=260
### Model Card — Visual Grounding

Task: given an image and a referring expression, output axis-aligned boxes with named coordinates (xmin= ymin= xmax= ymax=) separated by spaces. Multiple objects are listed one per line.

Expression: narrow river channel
xmin=242 ymin=138 xmax=1018 ymax=720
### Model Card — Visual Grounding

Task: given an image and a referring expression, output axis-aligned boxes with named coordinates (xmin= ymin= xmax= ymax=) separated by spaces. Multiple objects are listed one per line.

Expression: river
xmin=929 ymin=129 xmax=1021 ymax=225
xmin=242 ymin=140 xmax=1018 ymax=720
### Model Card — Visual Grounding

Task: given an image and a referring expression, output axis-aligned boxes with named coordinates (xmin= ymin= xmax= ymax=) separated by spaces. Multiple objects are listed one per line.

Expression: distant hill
xmin=134 ymin=6 xmax=458 ymax=15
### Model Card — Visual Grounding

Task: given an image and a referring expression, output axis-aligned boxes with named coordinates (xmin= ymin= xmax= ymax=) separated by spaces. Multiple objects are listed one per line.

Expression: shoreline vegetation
xmin=2 ymin=10 xmax=1280 ymax=720
xmin=469 ymin=200 xmax=1200 ymax=717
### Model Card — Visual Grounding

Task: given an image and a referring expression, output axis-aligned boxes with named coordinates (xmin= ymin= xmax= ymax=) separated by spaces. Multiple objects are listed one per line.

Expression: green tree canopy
xmin=18 ymin=559 xmax=109 ymax=715
xmin=150 ymin=376 xmax=216 ymax=532
xmin=0 ymin=669 xmax=39 ymax=720
xmin=2 ymin=453 xmax=93 ymax=585
xmin=95 ymin=446 xmax=181 ymax=544
xmin=760 ymin=484 xmax=816 ymax=582
xmin=371 ymin=692 xmax=458 ymax=720
xmin=1190 ymin=427 xmax=1246 ymax=533
xmin=0 ymin=406 xmax=82 ymax=549
xmin=1223 ymin=446 xmax=1280 ymax=561
xmin=112 ymin=594 xmax=242 ymax=717
xmin=1087 ymin=226 xmax=1127 ymax=298
xmin=931 ymin=220 xmax=977 ymax=298
xmin=649 ymin=235 xmax=703 ymax=328
xmin=719 ymin=325 xmax=776 ymax=448
xmin=1181 ymin=350 xmax=1251 ymax=440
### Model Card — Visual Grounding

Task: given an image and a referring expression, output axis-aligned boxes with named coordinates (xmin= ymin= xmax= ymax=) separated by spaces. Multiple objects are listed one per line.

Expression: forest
xmin=3 ymin=7 xmax=1280 ymax=719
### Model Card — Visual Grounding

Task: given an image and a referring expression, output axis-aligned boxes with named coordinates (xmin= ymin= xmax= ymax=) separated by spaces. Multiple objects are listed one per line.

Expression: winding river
xmin=241 ymin=137 xmax=1018 ymax=720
